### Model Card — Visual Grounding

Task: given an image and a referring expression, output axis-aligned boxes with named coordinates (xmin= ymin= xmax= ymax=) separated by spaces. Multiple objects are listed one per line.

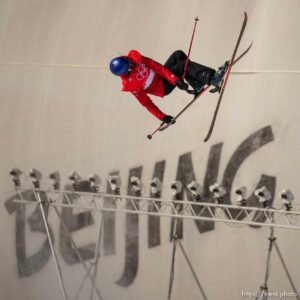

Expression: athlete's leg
xmin=163 ymin=50 xmax=215 ymax=93
xmin=163 ymin=50 xmax=185 ymax=95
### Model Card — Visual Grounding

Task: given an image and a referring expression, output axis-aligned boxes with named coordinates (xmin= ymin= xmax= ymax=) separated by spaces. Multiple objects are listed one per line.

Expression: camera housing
xmin=69 ymin=171 xmax=81 ymax=183
xmin=170 ymin=181 xmax=182 ymax=196
xmin=279 ymin=189 xmax=294 ymax=210
xmin=88 ymin=174 xmax=101 ymax=192
xmin=9 ymin=167 xmax=22 ymax=187
xmin=10 ymin=167 xmax=22 ymax=177
xmin=187 ymin=181 xmax=202 ymax=201
xmin=150 ymin=177 xmax=162 ymax=194
xmin=29 ymin=168 xmax=42 ymax=181
xmin=89 ymin=174 xmax=101 ymax=185
xmin=49 ymin=171 xmax=60 ymax=190
xmin=29 ymin=168 xmax=42 ymax=188
xmin=209 ymin=182 xmax=226 ymax=202
xmin=279 ymin=189 xmax=294 ymax=202
xmin=254 ymin=186 xmax=272 ymax=207
xmin=130 ymin=176 xmax=142 ymax=192
xmin=235 ymin=186 xmax=247 ymax=206
xmin=108 ymin=175 xmax=121 ymax=193
xmin=187 ymin=181 xmax=202 ymax=195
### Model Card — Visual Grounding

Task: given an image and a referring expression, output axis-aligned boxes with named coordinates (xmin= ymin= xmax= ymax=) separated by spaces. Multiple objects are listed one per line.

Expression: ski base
xmin=203 ymin=12 xmax=248 ymax=142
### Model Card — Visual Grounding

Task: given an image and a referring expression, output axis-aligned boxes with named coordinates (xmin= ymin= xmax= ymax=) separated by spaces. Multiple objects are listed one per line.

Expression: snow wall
xmin=1 ymin=0 xmax=300 ymax=299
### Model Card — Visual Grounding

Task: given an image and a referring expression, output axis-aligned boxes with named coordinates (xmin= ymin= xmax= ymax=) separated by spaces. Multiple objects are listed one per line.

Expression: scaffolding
xmin=12 ymin=187 xmax=300 ymax=300
xmin=14 ymin=188 xmax=300 ymax=230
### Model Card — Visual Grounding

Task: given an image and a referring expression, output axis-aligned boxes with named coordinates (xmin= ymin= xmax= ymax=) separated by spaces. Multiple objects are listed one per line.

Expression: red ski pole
xmin=147 ymin=16 xmax=199 ymax=140
xmin=182 ymin=16 xmax=199 ymax=80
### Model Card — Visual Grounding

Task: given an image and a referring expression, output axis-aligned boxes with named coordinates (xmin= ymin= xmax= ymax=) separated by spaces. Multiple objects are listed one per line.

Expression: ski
xmin=203 ymin=12 xmax=248 ymax=142
xmin=154 ymin=41 xmax=252 ymax=135
xmin=146 ymin=13 xmax=251 ymax=141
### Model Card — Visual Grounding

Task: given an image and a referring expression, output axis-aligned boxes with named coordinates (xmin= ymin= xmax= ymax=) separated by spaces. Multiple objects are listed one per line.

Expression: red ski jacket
xmin=120 ymin=50 xmax=178 ymax=120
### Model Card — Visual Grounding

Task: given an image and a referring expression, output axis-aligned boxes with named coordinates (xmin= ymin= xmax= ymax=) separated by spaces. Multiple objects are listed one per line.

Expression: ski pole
xmin=147 ymin=17 xmax=199 ymax=140
xmin=182 ymin=16 xmax=199 ymax=80
xmin=147 ymin=86 xmax=209 ymax=139
xmin=147 ymin=122 xmax=167 ymax=140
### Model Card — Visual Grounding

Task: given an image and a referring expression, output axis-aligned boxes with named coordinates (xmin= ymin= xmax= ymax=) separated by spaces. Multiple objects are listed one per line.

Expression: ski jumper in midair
xmin=109 ymin=49 xmax=227 ymax=124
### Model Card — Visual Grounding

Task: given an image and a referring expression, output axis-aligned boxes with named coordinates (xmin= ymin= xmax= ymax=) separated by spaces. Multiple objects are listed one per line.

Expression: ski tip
xmin=247 ymin=41 xmax=253 ymax=51
xmin=195 ymin=15 xmax=199 ymax=21
xmin=203 ymin=132 xmax=212 ymax=142
xmin=244 ymin=11 xmax=248 ymax=20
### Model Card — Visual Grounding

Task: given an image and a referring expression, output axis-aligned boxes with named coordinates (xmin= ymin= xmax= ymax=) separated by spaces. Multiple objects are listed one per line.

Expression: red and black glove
xmin=162 ymin=115 xmax=176 ymax=124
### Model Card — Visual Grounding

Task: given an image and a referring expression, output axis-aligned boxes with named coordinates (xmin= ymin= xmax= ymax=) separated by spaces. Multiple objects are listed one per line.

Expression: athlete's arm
xmin=132 ymin=90 xmax=165 ymax=120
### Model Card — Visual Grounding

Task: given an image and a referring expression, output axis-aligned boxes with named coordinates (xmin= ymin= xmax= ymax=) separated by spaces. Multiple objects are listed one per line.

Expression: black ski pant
xmin=163 ymin=50 xmax=215 ymax=95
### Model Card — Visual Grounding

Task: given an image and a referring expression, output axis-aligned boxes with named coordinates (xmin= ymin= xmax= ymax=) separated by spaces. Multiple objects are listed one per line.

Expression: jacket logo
xmin=136 ymin=64 xmax=149 ymax=81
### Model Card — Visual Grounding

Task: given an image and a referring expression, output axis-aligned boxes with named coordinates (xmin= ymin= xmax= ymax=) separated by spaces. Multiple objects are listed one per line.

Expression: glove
xmin=176 ymin=78 xmax=189 ymax=91
xmin=162 ymin=115 xmax=176 ymax=124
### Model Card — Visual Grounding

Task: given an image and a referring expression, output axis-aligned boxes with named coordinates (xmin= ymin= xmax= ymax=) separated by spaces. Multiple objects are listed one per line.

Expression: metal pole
xmin=182 ymin=16 xmax=199 ymax=80
xmin=256 ymin=214 xmax=274 ymax=300
xmin=273 ymin=242 xmax=300 ymax=300
xmin=255 ymin=212 xmax=300 ymax=300
xmin=178 ymin=241 xmax=208 ymax=300
xmin=51 ymin=206 xmax=103 ymax=300
xmin=74 ymin=265 xmax=93 ymax=300
xmin=263 ymin=227 xmax=274 ymax=289
xmin=90 ymin=214 xmax=103 ymax=300
xmin=167 ymin=203 xmax=180 ymax=300
xmin=37 ymin=193 xmax=68 ymax=300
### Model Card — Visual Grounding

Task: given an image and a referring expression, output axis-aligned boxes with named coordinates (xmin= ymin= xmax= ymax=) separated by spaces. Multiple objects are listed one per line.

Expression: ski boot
xmin=210 ymin=61 xmax=229 ymax=93
xmin=188 ymin=70 xmax=215 ymax=95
